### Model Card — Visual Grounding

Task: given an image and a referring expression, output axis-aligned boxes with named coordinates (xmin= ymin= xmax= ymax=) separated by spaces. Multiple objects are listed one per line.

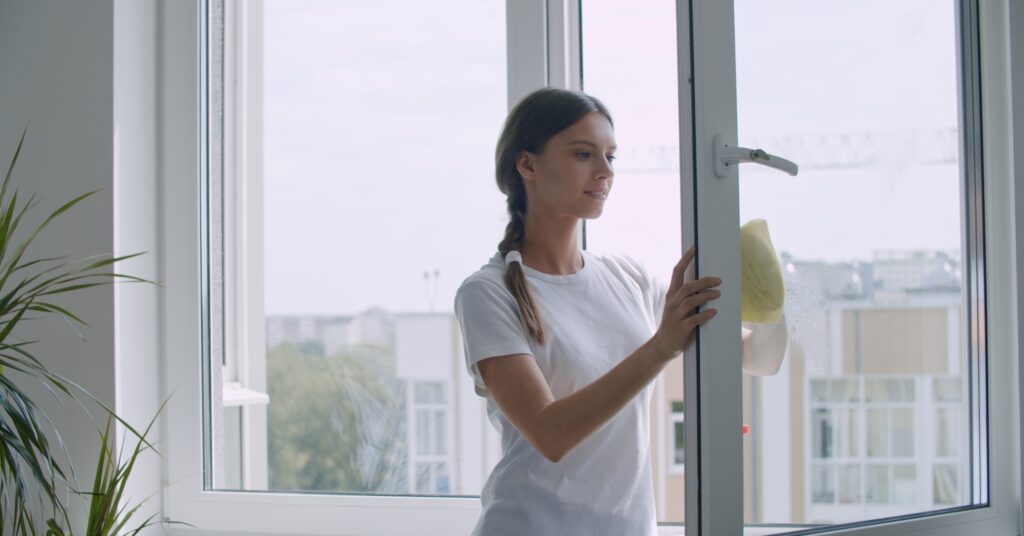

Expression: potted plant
xmin=0 ymin=131 xmax=173 ymax=534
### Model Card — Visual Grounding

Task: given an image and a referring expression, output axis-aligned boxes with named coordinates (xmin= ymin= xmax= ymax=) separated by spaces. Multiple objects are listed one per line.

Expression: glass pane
xmin=867 ymin=409 xmax=889 ymax=458
xmin=935 ymin=407 xmax=960 ymax=457
xmin=866 ymin=465 xmax=889 ymax=504
xmin=210 ymin=0 xmax=507 ymax=496
xmin=416 ymin=410 xmax=431 ymax=456
xmin=415 ymin=382 xmax=446 ymax=405
xmin=811 ymin=465 xmax=835 ymax=504
xmin=893 ymin=465 xmax=917 ymax=505
xmin=580 ymin=0 xmax=684 ymax=523
xmin=737 ymin=0 xmax=981 ymax=529
xmin=811 ymin=379 xmax=859 ymax=403
xmin=674 ymin=421 xmax=686 ymax=465
xmin=934 ymin=377 xmax=963 ymax=401
xmin=415 ymin=463 xmax=432 ymax=494
xmin=891 ymin=408 xmax=915 ymax=457
xmin=933 ymin=464 xmax=959 ymax=505
xmin=434 ymin=462 xmax=451 ymax=494
xmin=434 ymin=410 xmax=446 ymax=454
xmin=838 ymin=464 xmax=860 ymax=504
xmin=865 ymin=378 xmax=915 ymax=402
xmin=811 ymin=408 xmax=833 ymax=459
xmin=836 ymin=408 xmax=858 ymax=458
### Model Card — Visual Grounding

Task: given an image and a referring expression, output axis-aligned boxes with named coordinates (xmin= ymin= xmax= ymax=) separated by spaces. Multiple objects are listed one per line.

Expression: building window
xmin=670 ymin=401 xmax=685 ymax=473
xmin=807 ymin=376 xmax=965 ymax=516
xmin=410 ymin=381 xmax=451 ymax=494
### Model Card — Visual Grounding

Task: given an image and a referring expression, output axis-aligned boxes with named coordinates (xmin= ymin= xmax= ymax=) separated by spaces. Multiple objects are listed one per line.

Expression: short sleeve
xmin=453 ymin=279 xmax=534 ymax=397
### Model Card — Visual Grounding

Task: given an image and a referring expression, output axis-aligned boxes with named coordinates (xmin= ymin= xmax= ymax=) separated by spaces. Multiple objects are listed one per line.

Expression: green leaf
xmin=0 ymin=189 xmax=98 ymax=284
xmin=0 ymin=132 xmax=159 ymax=533
xmin=29 ymin=302 xmax=86 ymax=324
xmin=0 ymin=128 xmax=27 ymax=204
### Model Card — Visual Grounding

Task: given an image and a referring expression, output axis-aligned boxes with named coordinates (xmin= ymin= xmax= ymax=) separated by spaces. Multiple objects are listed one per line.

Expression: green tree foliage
xmin=267 ymin=343 xmax=407 ymax=493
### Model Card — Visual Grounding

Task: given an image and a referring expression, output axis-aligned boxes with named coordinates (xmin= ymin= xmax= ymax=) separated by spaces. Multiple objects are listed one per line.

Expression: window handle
xmin=714 ymin=134 xmax=799 ymax=178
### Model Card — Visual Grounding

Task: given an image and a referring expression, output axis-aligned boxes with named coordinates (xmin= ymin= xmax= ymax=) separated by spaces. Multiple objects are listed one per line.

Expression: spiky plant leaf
xmin=0 ymin=129 xmax=155 ymax=533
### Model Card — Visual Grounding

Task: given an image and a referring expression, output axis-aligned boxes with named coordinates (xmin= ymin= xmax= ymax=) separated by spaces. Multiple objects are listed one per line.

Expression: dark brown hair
xmin=494 ymin=88 xmax=613 ymax=344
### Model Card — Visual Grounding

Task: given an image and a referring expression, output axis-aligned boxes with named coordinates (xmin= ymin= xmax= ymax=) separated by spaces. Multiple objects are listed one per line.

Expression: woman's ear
xmin=516 ymin=151 xmax=538 ymax=182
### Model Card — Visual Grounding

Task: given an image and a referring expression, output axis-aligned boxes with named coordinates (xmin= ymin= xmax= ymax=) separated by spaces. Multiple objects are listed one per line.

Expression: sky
xmin=260 ymin=0 xmax=960 ymax=316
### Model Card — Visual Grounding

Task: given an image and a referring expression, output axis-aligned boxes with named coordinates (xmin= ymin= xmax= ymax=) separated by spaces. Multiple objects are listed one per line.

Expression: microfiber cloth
xmin=740 ymin=218 xmax=785 ymax=323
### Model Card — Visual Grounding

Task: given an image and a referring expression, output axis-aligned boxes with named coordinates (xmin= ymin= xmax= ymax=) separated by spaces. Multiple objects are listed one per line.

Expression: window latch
xmin=714 ymin=134 xmax=799 ymax=178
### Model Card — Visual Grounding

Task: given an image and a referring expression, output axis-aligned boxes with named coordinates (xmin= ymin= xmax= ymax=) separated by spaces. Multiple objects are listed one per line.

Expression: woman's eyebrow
xmin=567 ymin=140 xmax=617 ymax=150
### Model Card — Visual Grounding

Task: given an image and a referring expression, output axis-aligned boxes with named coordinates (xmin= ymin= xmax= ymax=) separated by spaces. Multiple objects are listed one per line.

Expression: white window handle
xmin=714 ymin=134 xmax=799 ymax=178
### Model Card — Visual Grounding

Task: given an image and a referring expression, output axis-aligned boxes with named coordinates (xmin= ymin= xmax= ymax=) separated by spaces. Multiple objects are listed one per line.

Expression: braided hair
xmin=494 ymin=88 xmax=613 ymax=344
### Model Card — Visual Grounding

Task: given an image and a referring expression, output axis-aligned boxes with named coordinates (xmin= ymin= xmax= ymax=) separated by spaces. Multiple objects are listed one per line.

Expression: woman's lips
xmin=584 ymin=190 xmax=608 ymax=200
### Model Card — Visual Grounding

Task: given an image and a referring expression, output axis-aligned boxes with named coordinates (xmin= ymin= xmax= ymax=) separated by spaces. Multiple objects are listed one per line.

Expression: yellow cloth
xmin=740 ymin=219 xmax=785 ymax=323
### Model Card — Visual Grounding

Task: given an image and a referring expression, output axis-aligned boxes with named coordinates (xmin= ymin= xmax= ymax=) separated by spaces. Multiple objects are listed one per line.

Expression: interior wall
xmin=0 ymin=0 xmax=164 ymax=533
xmin=0 ymin=0 xmax=116 ymax=530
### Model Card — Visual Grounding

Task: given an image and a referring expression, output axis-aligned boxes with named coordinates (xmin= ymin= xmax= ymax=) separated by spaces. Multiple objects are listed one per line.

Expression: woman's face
xmin=517 ymin=111 xmax=616 ymax=221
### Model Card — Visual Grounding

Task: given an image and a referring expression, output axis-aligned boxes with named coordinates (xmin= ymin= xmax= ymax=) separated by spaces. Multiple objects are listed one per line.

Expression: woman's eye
xmin=576 ymin=151 xmax=591 ymax=159
xmin=606 ymin=154 xmax=616 ymax=162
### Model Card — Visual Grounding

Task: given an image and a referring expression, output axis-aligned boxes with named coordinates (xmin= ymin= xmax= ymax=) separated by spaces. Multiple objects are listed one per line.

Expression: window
xmin=205 ymin=0 xmax=508 ymax=498
xmin=691 ymin=0 xmax=1016 ymax=533
xmin=807 ymin=376 xmax=966 ymax=520
xmin=670 ymin=401 xmax=686 ymax=473
xmin=160 ymin=0 xmax=1022 ymax=534
xmin=410 ymin=381 xmax=453 ymax=494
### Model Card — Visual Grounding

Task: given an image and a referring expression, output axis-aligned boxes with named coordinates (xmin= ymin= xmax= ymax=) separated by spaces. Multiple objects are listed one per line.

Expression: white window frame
xmin=218 ymin=0 xmax=269 ymax=492
xmin=161 ymin=1 xmax=577 ymax=534
xmin=159 ymin=0 xmax=1023 ymax=534
xmin=682 ymin=0 xmax=1021 ymax=534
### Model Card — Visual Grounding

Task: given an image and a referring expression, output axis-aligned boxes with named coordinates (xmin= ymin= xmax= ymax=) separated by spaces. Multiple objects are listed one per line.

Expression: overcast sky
xmin=261 ymin=0 xmax=959 ymax=315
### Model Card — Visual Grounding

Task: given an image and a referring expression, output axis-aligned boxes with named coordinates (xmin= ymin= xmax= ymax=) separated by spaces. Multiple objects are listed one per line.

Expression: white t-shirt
xmin=453 ymin=249 xmax=666 ymax=536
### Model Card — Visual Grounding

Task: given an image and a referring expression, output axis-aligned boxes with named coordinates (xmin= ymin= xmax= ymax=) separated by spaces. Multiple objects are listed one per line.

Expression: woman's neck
xmin=520 ymin=212 xmax=583 ymax=275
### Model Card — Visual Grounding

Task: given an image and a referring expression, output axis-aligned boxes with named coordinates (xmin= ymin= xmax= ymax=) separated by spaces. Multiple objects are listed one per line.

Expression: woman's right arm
xmin=477 ymin=246 xmax=721 ymax=463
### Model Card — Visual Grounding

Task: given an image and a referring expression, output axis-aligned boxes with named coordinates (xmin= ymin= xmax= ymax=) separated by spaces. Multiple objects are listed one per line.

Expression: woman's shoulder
xmin=454 ymin=253 xmax=510 ymax=303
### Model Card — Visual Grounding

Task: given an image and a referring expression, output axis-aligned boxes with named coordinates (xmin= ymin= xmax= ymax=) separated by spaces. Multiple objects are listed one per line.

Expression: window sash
xmin=682 ymin=0 xmax=1018 ymax=535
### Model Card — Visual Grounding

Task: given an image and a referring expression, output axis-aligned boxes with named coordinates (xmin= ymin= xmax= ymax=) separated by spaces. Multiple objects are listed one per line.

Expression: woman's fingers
xmin=682 ymin=276 xmax=722 ymax=296
xmin=676 ymin=289 xmax=721 ymax=316
xmin=668 ymin=245 xmax=696 ymax=295
xmin=666 ymin=275 xmax=722 ymax=309
xmin=660 ymin=248 xmax=725 ymax=354
xmin=683 ymin=308 xmax=718 ymax=330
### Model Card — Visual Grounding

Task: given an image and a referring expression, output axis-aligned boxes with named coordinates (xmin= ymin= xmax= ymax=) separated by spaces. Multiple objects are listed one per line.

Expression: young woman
xmin=453 ymin=88 xmax=722 ymax=535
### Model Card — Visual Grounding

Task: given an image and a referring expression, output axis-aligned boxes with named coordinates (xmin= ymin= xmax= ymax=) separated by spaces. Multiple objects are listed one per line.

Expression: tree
xmin=266 ymin=343 xmax=407 ymax=493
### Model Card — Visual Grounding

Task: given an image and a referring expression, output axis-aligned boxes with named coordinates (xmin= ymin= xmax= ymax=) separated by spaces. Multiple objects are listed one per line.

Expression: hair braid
xmin=498 ymin=198 xmax=546 ymax=344
xmin=493 ymin=87 xmax=612 ymax=346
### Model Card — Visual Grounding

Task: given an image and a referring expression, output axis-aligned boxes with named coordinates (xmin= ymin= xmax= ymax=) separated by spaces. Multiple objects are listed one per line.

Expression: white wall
xmin=0 ymin=0 xmax=116 ymax=530
xmin=0 ymin=0 xmax=163 ymax=533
